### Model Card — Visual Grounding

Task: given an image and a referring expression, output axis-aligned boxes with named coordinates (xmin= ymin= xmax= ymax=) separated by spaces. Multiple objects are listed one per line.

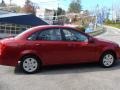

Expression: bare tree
xmin=22 ymin=0 xmax=39 ymax=15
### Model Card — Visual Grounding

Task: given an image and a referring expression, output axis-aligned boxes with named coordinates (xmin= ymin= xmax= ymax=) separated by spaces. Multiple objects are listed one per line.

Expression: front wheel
xmin=100 ymin=53 xmax=116 ymax=68
xmin=20 ymin=55 xmax=41 ymax=74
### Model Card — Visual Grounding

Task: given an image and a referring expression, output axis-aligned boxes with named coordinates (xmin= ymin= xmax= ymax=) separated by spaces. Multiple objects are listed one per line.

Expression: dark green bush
xmin=105 ymin=19 xmax=113 ymax=24
xmin=76 ymin=26 xmax=86 ymax=32
xmin=105 ymin=19 xmax=120 ymax=24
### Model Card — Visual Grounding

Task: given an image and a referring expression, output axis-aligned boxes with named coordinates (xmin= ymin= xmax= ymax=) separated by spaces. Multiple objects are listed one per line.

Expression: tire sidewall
xmin=100 ymin=52 xmax=116 ymax=68
xmin=20 ymin=55 xmax=41 ymax=74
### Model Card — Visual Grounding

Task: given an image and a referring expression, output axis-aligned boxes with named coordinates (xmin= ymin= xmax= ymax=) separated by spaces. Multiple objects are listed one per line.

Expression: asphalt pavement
xmin=0 ymin=26 xmax=120 ymax=90
xmin=96 ymin=26 xmax=120 ymax=45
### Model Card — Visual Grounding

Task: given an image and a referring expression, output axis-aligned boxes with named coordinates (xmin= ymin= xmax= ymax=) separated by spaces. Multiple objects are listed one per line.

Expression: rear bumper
xmin=0 ymin=55 xmax=17 ymax=66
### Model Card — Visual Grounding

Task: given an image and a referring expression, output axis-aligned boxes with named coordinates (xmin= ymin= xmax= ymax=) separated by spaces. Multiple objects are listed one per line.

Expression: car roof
xmin=15 ymin=25 xmax=76 ymax=40
xmin=15 ymin=25 xmax=89 ymax=40
xmin=31 ymin=25 xmax=76 ymax=30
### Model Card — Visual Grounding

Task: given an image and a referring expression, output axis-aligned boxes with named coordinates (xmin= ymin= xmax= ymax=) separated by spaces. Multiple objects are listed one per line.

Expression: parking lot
xmin=0 ymin=62 xmax=120 ymax=90
xmin=0 ymin=26 xmax=120 ymax=90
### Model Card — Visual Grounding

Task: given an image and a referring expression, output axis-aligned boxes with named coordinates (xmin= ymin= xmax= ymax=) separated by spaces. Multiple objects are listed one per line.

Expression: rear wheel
xmin=100 ymin=52 xmax=116 ymax=68
xmin=20 ymin=55 xmax=41 ymax=74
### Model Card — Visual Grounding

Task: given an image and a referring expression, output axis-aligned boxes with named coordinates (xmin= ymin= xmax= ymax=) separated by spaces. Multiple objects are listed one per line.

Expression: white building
xmin=0 ymin=9 xmax=11 ymax=15
xmin=36 ymin=8 xmax=54 ymax=24
xmin=109 ymin=5 xmax=120 ymax=22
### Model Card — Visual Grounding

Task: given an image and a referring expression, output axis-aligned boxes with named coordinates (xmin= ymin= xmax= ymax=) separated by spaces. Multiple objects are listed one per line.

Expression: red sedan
xmin=0 ymin=25 xmax=120 ymax=73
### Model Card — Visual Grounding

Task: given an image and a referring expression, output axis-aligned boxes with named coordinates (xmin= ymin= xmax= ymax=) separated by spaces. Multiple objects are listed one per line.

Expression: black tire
xmin=20 ymin=55 xmax=41 ymax=74
xmin=100 ymin=52 xmax=116 ymax=68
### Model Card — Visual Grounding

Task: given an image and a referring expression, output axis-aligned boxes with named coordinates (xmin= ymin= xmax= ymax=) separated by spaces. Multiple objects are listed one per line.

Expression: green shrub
xmin=76 ymin=26 xmax=86 ymax=32
xmin=105 ymin=19 xmax=120 ymax=24
xmin=105 ymin=19 xmax=113 ymax=24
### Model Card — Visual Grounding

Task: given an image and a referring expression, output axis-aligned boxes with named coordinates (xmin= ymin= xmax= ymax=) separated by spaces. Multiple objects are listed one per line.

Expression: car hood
xmin=95 ymin=38 xmax=119 ymax=46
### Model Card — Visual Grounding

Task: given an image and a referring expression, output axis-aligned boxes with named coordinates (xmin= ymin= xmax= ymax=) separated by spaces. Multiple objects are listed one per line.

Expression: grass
xmin=106 ymin=23 xmax=120 ymax=29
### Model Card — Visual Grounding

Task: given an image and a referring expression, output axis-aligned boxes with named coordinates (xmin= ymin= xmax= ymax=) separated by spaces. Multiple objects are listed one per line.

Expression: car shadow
xmin=14 ymin=61 xmax=120 ymax=75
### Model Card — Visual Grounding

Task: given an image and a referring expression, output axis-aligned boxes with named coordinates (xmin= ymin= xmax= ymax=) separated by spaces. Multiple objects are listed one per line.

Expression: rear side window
xmin=37 ymin=29 xmax=62 ymax=41
xmin=28 ymin=32 xmax=38 ymax=40
xmin=28 ymin=28 xmax=62 ymax=41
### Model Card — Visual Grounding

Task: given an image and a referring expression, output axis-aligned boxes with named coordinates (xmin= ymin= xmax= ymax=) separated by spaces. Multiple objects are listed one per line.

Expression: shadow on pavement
xmin=14 ymin=61 xmax=120 ymax=75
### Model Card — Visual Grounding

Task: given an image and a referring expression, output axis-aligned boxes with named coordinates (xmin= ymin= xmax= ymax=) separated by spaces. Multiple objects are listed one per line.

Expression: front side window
xmin=62 ymin=29 xmax=88 ymax=42
xmin=37 ymin=29 xmax=62 ymax=41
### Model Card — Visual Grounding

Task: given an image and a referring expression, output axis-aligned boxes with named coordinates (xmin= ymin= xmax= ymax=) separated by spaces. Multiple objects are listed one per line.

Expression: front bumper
xmin=116 ymin=47 xmax=120 ymax=60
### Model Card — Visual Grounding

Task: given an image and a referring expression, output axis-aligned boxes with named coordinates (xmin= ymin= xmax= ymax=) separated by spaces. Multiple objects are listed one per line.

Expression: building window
xmin=0 ymin=22 xmax=31 ymax=34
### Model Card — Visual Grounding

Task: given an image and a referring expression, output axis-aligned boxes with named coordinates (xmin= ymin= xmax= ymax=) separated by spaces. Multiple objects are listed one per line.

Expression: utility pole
xmin=56 ymin=0 xmax=60 ymax=20
xmin=10 ymin=0 xmax=12 ymax=5
xmin=94 ymin=4 xmax=99 ymax=30
xmin=55 ymin=0 xmax=60 ymax=21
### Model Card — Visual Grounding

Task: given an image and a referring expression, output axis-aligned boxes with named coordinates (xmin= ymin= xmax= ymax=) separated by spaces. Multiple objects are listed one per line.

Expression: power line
xmin=37 ymin=0 xmax=58 ymax=4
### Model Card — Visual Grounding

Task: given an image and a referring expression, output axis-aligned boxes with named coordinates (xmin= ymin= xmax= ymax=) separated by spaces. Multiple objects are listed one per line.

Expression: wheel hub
xmin=23 ymin=58 xmax=38 ymax=72
xmin=103 ymin=54 xmax=114 ymax=67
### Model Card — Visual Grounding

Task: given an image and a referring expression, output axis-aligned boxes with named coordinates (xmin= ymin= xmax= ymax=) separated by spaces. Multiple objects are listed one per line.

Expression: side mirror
xmin=89 ymin=37 xmax=95 ymax=43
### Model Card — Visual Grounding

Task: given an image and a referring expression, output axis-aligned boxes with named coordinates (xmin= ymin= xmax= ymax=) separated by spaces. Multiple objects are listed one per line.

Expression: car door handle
xmin=36 ymin=44 xmax=40 ymax=46
xmin=36 ymin=43 xmax=45 ymax=46
xmin=68 ymin=44 xmax=75 ymax=47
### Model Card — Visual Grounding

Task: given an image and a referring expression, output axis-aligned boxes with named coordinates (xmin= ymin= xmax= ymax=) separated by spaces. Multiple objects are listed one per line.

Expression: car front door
xmin=61 ymin=28 xmax=97 ymax=63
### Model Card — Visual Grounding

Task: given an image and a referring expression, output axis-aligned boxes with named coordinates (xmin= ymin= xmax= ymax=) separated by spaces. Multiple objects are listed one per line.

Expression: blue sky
xmin=81 ymin=0 xmax=120 ymax=10
xmin=2 ymin=0 xmax=120 ymax=11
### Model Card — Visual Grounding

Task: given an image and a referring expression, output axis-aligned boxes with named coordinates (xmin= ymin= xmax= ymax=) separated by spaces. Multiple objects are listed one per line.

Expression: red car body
xmin=0 ymin=25 xmax=120 ymax=67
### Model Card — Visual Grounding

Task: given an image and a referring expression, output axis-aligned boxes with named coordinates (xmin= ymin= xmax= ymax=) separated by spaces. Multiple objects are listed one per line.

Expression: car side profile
xmin=0 ymin=25 xmax=120 ymax=73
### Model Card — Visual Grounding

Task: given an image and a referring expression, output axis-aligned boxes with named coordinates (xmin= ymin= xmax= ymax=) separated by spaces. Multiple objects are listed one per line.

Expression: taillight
xmin=0 ymin=43 xmax=2 ymax=55
xmin=0 ymin=43 xmax=6 ymax=55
